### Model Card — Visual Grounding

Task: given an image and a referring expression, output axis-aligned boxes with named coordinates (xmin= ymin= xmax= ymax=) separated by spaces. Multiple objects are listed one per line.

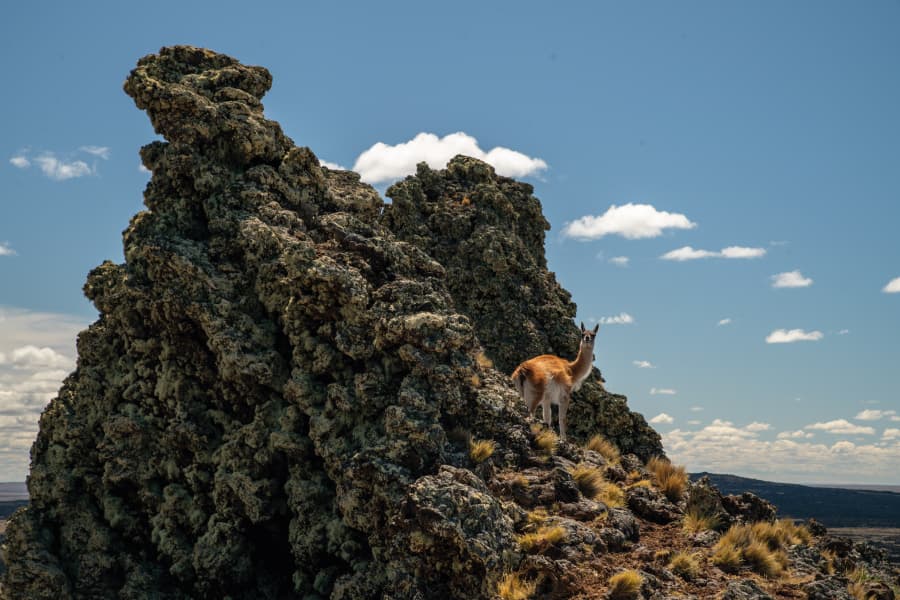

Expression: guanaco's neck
xmin=569 ymin=342 xmax=594 ymax=382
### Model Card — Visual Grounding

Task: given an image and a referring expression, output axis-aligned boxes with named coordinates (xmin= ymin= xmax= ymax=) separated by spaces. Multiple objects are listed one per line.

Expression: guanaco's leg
xmin=558 ymin=394 xmax=570 ymax=441
xmin=525 ymin=381 xmax=543 ymax=416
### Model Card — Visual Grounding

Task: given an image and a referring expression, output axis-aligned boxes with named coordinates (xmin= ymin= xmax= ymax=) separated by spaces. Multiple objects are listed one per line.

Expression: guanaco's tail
xmin=511 ymin=364 xmax=530 ymax=398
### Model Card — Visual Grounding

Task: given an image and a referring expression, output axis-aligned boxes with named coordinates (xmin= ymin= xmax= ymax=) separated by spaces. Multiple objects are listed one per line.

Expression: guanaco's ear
xmin=592 ymin=323 xmax=599 ymax=334
xmin=580 ymin=321 xmax=585 ymax=332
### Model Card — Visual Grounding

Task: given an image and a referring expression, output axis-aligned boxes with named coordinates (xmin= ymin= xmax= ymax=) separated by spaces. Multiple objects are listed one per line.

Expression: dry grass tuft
xmin=597 ymin=481 xmax=626 ymax=508
xmin=570 ymin=464 xmax=604 ymax=499
xmin=608 ymin=570 xmax=643 ymax=599
xmin=646 ymin=456 xmax=688 ymax=502
xmin=526 ymin=507 xmax=549 ymax=525
xmin=518 ymin=525 xmax=567 ymax=553
xmin=719 ymin=523 xmax=753 ymax=549
xmin=654 ymin=548 xmax=674 ymax=563
xmin=742 ymin=540 xmax=784 ymax=578
xmin=532 ymin=427 xmax=558 ymax=455
xmin=511 ymin=474 xmax=530 ymax=489
xmin=627 ymin=479 xmax=652 ymax=489
xmin=469 ymin=439 xmax=496 ymax=463
xmin=474 ymin=350 xmax=493 ymax=369
xmin=712 ymin=523 xmax=795 ymax=577
xmin=586 ymin=434 xmax=621 ymax=464
xmin=682 ymin=507 xmax=720 ymax=533
xmin=821 ymin=549 xmax=837 ymax=575
xmin=470 ymin=373 xmax=482 ymax=387
xmin=668 ymin=552 xmax=702 ymax=580
xmin=711 ymin=539 xmax=742 ymax=573
xmin=497 ymin=572 xmax=536 ymax=600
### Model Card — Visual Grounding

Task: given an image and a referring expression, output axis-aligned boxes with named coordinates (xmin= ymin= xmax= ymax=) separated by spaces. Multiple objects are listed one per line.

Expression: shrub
xmin=469 ymin=439 xmax=496 ymax=463
xmin=570 ymin=464 xmax=604 ymax=499
xmin=668 ymin=552 xmax=701 ymax=580
xmin=497 ymin=572 xmax=536 ymax=600
xmin=586 ymin=434 xmax=621 ymax=464
xmin=518 ymin=525 xmax=566 ymax=553
xmin=608 ymin=570 xmax=643 ymax=599
xmin=646 ymin=457 xmax=688 ymax=502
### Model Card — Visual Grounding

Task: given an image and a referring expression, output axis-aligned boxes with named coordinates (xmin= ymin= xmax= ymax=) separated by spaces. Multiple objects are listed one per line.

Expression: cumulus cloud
xmin=806 ymin=419 xmax=875 ymax=435
xmin=600 ymin=312 xmax=634 ymax=325
xmin=353 ymin=132 xmax=547 ymax=184
xmin=883 ymin=428 xmax=900 ymax=440
xmin=319 ymin=159 xmax=346 ymax=171
xmin=661 ymin=246 xmax=767 ymax=261
xmin=777 ymin=430 xmax=814 ymax=439
xmin=854 ymin=409 xmax=896 ymax=421
xmin=884 ymin=277 xmax=900 ymax=294
xmin=663 ymin=423 xmax=900 ymax=483
xmin=765 ymin=329 xmax=824 ymax=344
xmin=690 ymin=406 xmax=704 ymax=412
xmin=650 ymin=387 xmax=677 ymax=395
xmin=609 ymin=256 xmax=629 ymax=267
xmin=9 ymin=156 xmax=30 ymax=168
xmin=633 ymin=360 xmax=655 ymax=369
xmin=650 ymin=413 xmax=674 ymax=424
xmin=34 ymin=154 xmax=93 ymax=180
xmin=717 ymin=318 xmax=732 ymax=326
xmin=79 ymin=145 xmax=110 ymax=159
xmin=0 ymin=242 xmax=16 ymax=257
xmin=0 ymin=346 xmax=74 ymax=370
xmin=771 ymin=270 xmax=813 ymax=288
xmin=745 ymin=422 xmax=771 ymax=432
xmin=564 ymin=203 xmax=695 ymax=240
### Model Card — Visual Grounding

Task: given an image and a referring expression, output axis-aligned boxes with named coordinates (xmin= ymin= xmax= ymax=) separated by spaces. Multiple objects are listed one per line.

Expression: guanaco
xmin=511 ymin=322 xmax=599 ymax=440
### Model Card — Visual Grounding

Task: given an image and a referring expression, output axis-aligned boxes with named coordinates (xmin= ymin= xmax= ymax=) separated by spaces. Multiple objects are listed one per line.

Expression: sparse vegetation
xmin=511 ymin=474 xmax=530 ymax=489
xmin=518 ymin=525 xmax=566 ymax=553
xmin=626 ymin=479 xmax=652 ymax=489
xmin=469 ymin=439 xmax=496 ymax=463
xmin=668 ymin=552 xmax=701 ymax=580
xmin=711 ymin=539 xmax=742 ymax=573
xmin=607 ymin=570 xmax=643 ymax=599
xmin=646 ymin=456 xmax=688 ymax=502
xmin=470 ymin=373 xmax=482 ymax=387
xmin=654 ymin=548 xmax=673 ymax=563
xmin=682 ymin=507 xmax=721 ymax=533
xmin=526 ymin=507 xmax=548 ymax=525
xmin=597 ymin=481 xmax=626 ymax=508
xmin=497 ymin=572 xmax=536 ymax=600
xmin=532 ymin=425 xmax=558 ymax=455
xmin=742 ymin=540 xmax=785 ymax=578
xmin=586 ymin=434 xmax=621 ymax=464
xmin=474 ymin=350 xmax=493 ymax=369
xmin=821 ymin=549 xmax=837 ymax=575
xmin=710 ymin=521 xmax=803 ymax=578
xmin=570 ymin=464 xmax=604 ymax=499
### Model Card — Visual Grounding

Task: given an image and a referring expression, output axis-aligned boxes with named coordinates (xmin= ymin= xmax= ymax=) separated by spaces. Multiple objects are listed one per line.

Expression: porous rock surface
xmin=0 ymin=46 xmax=658 ymax=599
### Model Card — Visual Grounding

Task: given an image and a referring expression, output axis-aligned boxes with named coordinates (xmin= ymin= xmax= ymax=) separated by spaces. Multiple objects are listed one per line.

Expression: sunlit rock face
xmin=0 ymin=46 xmax=659 ymax=599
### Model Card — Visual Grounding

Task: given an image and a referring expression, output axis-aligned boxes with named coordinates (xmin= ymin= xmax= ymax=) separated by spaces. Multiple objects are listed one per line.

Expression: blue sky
xmin=1 ymin=1 xmax=898 ymax=483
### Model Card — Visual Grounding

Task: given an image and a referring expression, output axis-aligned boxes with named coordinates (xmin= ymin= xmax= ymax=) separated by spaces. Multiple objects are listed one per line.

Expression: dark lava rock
xmin=720 ymin=579 xmax=775 ymax=600
xmin=721 ymin=491 xmax=777 ymax=523
xmin=804 ymin=576 xmax=854 ymax=600
xmin=626 ymin=485 xmax=681 ymax=524
xmin=686 ymin=475 xmax=734 ymax=531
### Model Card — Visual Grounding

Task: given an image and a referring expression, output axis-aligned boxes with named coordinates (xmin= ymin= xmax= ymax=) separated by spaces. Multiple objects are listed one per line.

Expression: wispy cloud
xmin=600 ymin=312 xmax=634 ymax=325
xmin=690 ymin=406 xmax=704 ymax=412
xmin=9 ymin=156 xmax=30 ymax=168
xmin=771 ymin=270 xmax=813 ymax=288
xmin=353 ymin=132 xmax=547 ymax=184
xmin=837 ymin=329 xmax=850 ymax=335
xmin=765 ymin=329 xmax=823 ymax=344
xmin=0 ymin=243 xmax=16 ymax=257
xmin=660 ymin=246 xmax=766 ymax=261
xmin=777 ymin=430 xmax=814 ymax=439
xmin=854 ymin=409 xmax=897 ymax=421
xmin=717 ymin=318 xmax=732 ymax=326
xmin=34 ymin=154 xmax=93 ymax=180
xmin=650 ymin=413 xmax=674 ymax=424
xmin=564 ymin=203 xmax=695 ymax=240
xmin=650 ymin=387 xmax=677 ymax=395
xmin=806 ymin=419 xmax=875 ymax=435
xmin=633 ymin=360 xmax=655 ymax=369
xmin=609 ymin=256 xmax=629 ymax=267
xmin=745 ymin=422 xmax=771 ymax=432
xmin=79 ymin=146 xmax=110 ymax=160
xmin=319 ymin=159 xmax=346 ymax=171
xmin=883 ymin=277 xmax=900 ymax=294
xmin=884 ymin=428 xmax=900 ymax=440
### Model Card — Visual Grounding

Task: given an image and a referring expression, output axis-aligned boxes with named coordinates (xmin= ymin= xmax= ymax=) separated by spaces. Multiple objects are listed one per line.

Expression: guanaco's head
xmin=580 ymin=322 xmax=599 ymax=348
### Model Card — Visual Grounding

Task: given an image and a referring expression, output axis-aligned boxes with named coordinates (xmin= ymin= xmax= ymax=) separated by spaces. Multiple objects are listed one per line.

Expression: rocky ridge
xmin=0 ymin=47 xmax=896 ymax=599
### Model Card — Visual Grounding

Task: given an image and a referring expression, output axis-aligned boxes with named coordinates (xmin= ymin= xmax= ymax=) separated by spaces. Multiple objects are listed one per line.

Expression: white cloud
xmin=10 ymin=156 xmax=30 ymax=168
xmin=34 ymin=154 xmax=93 ymax=180
xmin=837 ymin=329 xmax=850 ymax=335
xmin=777 ymin=430 xmax=814 ymax=439
xmin=633 ymin=360 xmax=655 ymax=369
xmin=883 ymin=428 xmax=900 ymax=440
xmin=745 ymin=422 xmax=771 ymax=432
xmin=565 ymin=203 xmax=695 ymax=241
xmin=806 ymin=419 xmax=875 ymax=435
xmin=79 ymin=146 xmax=110 ymax=159
xmin=771 ymin=270 xmax=813 ymax=288
xmin=319 ymin=159 xmax=346 ymax=170
xmin=0 ymin=346 xmax=73 ymax=370
xmin=663 ymin=423 xmax=900 ymax=484
xmin=661 ymin=246 xmax=766 ymax=261
xmin=650 ymin=413 xmax=674 ymax=424
xmin=650 ymin=387 xmax=677 ymax=395
xmin=854 ymin=409 xmax=896 ymax=421
xmin=687 ymin=420 xmax=702 ymax=425
xmin=0 ymin=243 xmax=16 ymax=257
xmin=717 ymin=318 xmax=732 ymax=326
xmin=690 ymin=406 xmax=703 ymax=412
xmin=352 ymin=132 xmax=547 ymax=184
xmin=609 ymin=256 xmax=629 ymax=267
xmin=883 ymin=277 xmax=900 ymax=294
xmin=138 ymin=164 xmax=151 ymax=174
xmin=765 ymin=329 xmax=824 ymax=344
xmin=600 ymin=312 xmax=634 ymax=325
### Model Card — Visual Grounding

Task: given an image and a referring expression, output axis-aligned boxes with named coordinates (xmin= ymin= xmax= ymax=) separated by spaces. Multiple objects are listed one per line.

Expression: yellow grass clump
xmin=532 ymin=426 xmax=558 ymax=455
xmin=742 ymin=540 xmax=785 ymax=578
xmin=497 ymin=572 xmax=536 ymax=600
xmin=469 ymin=439 xmax=496 ymax=463
xmin=570 ymin=464 xmax=604 ymax=499
xmin=712 ymin=523 xmax=796 ymax=577
xmin=518 ymin=525 xmax=567 ymax=553
xmin=526 ymin=507 xmax=549 ymax=525
xmin=668 ymin=552 xmax=702 ymax=580
xmin=597 ymin=481 xmax=626 ymax=508
xmin=711 ymin=539 xmax=742 ymax=573
xmin=586 ymin=434 xmax=621 ymax=464
xmin=511 ymin=474 xmax=530 ymax=489
xmin=682 ymin=507 xmax=720 ymax=533
xmin=607 ymin=570 xmax=643 ymax=600
xmin=474 ymin=350 xmax=493 ymax=369
xmin=646 ymin=456 xmax=688 ymax=502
